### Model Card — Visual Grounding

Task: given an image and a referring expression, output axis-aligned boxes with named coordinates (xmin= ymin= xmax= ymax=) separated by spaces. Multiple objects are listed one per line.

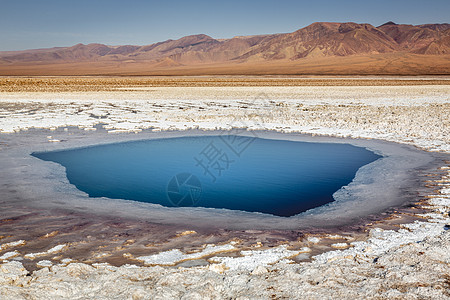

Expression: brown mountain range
xmin=1 ymin=21 xmax=449 ymax=75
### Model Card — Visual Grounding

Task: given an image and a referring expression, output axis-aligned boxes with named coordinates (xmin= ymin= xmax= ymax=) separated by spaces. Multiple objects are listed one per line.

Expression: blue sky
xmin=0 ymin=0 xmax=449 ymax=51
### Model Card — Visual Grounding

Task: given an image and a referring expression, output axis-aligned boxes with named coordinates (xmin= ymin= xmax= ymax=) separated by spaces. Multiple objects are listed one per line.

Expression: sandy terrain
xmin=1 ymin=53 xmax=449 ymax=76
xmin=1 ymin=76 xmax=450 ymax=93
xmin=0 ymin=76 xmax=449 ymax=299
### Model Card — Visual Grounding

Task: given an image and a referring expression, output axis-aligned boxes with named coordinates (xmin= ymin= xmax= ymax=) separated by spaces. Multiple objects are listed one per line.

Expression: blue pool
xmin=33 ymin=135 xmax=381 ymax=217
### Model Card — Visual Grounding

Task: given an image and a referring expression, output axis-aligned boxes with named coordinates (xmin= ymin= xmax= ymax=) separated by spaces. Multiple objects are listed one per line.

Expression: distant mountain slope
xmin=377 ymin=22 xmax=450 ymax=54
xmin=235 ymin=22 xmax=400 ymax=60
xmin=0 ymin=22 xmax=449 ymax=75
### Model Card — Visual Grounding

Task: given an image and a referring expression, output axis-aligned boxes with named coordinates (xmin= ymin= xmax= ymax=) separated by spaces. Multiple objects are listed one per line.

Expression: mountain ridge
xmin=1 ymin=21 xmax=449 ymax=75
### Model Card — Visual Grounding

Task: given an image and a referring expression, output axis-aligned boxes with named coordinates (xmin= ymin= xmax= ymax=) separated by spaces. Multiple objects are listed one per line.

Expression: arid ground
xmin=1 ymin=53 xmax=450 ymax=76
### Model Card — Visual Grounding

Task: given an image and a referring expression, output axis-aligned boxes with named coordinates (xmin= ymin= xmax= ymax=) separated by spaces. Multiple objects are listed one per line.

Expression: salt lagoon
xmin=0 ymin=78 xmax=449 ymax=299
xmin=32 ymin=135 xmax=381 ymax=217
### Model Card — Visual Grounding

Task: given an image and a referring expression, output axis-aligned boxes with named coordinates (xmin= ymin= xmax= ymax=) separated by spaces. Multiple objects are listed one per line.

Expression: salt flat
xmin=0 ymin=77 xmax=449 ymax=299
xmin=1 ymin=84 xmax=449 ymax=150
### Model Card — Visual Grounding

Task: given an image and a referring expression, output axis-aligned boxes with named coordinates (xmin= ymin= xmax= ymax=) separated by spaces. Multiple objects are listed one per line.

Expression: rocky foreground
xmin=1 ymin=184 xmax=449 ymax=299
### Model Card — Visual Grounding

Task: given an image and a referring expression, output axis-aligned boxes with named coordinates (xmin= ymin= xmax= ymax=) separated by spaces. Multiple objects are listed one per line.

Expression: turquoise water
xmin=33 ymin=135 xmax=381 ymax=217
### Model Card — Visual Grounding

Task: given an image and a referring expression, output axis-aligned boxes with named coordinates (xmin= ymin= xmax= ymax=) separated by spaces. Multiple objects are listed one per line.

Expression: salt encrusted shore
xmin=0 ymin=82 xmax=449 ymax=299
xmin=1 ymin=85 xmax=449 ymax=151
xmin=0 ymin=180 xmax=448 ymax=299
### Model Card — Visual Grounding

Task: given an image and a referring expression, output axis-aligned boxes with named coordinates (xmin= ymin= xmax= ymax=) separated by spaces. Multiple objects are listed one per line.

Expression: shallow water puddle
xmin=33 ymin=135 xmax=380 ymax=217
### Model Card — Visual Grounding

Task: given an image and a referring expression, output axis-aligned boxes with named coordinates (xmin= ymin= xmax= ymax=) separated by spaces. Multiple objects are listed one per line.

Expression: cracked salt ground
xmin=134 ymin=243 xmax=237 ymax=266
xmin=23 ymin=244 xmax=68 ymax=260
xmin=0 ymin=86 xmax=449 ymax=152
xmin=0 ymin=170 xmax=449 ymax=298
